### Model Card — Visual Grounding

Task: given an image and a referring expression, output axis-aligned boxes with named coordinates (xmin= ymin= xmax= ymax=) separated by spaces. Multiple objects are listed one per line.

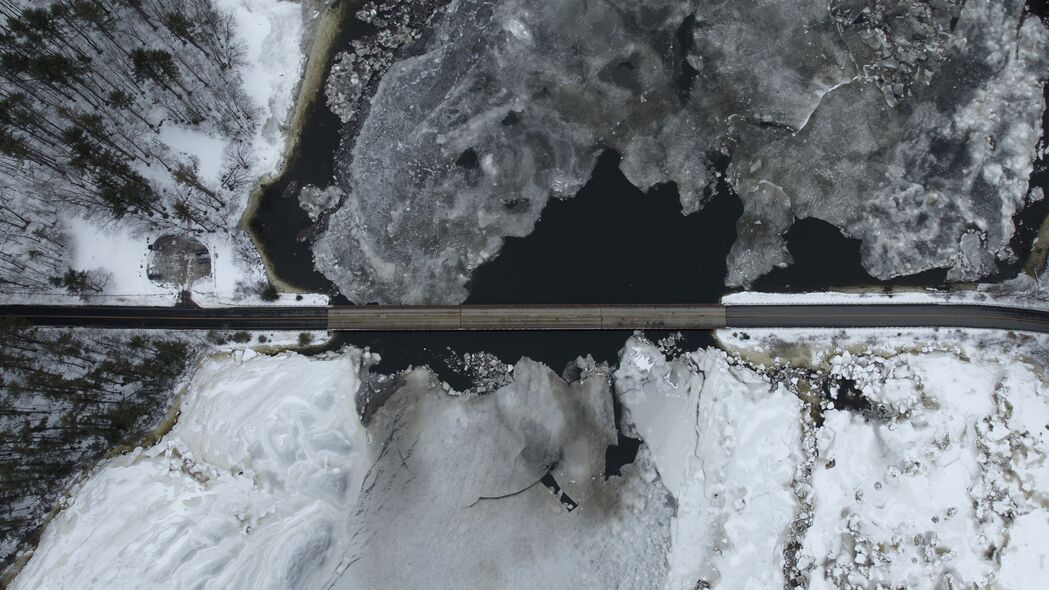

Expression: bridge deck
xmin=326 ymin=305 xmax=728 ymax=330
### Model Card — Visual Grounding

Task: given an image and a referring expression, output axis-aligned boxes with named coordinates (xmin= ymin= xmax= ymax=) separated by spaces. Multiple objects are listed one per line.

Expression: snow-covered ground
xmin=11 ymin=349 xmax=366 ymax=589
xmin=157 ymin=125 xmax=229 ymax=185
xmin=14 ymin=328 xmax=1048 ymax=589
xmin=213 ymin=0 xmax=306 ymax=180
xmin=721 ymin=286 xmax=1049 ymax=310
xmin=717 ymin=327 xmax=1049 ymax=588
xmin=3 ymin=0 xmax=323 ymax=307
xmin=28 ymin=216 xmax=327 ymax=307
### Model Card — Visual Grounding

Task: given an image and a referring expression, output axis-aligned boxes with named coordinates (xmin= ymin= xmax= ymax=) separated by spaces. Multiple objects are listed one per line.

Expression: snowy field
xmin=717 ymin=327 xmax=1049 ymax=588
xmin=11 ymin=327 xmax=1049 ymax=589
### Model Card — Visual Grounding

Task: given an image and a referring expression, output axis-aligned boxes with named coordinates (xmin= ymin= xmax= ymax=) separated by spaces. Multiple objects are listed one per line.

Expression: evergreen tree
xmin=130 ymin=47 xmax=178 ymax=85
xmin=49 ymin=267 xmax=102 ymax=294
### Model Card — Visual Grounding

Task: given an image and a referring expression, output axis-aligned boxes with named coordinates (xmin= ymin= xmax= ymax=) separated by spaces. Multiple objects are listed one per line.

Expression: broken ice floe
xmin=314 ymin=0 xmax=1049 ymax=301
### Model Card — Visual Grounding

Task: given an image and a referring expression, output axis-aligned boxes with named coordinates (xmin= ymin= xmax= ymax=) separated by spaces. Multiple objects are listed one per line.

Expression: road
xmin=0 ymin=305 xmax=328 ymax=331
xmin=3 ymin=303 xmax=1049 ymax=333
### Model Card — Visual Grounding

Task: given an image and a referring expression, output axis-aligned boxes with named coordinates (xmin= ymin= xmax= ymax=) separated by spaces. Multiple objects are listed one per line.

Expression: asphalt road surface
xmin=2 ymin=303 xmax=1049 ymax=333
xmin=725 ymin=304 xmax=1049 ymax=333
xmin=0 ymin=305 xmax=329 ymax=331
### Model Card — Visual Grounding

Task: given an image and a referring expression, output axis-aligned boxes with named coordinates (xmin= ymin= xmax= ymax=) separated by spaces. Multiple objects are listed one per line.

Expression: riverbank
xmin=240 ymin=0 xmax=354 ymax=293
xmin=1027 ymin=211 xmax=1049 ymax=276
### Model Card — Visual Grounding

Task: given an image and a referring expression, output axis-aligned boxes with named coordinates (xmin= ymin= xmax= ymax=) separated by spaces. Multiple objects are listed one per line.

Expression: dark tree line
xmin=0 ymin=318 xmax=194 ymax=573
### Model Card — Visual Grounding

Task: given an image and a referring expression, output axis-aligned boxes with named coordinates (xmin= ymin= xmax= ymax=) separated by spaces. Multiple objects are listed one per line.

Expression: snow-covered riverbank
xmin=13 ymin=328 xmax=1049 ymax=589
xmin=11 ymin=349 xmax=367 ymax=589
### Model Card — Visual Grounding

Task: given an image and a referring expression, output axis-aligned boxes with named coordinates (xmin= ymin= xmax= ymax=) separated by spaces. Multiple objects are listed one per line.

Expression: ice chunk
xmin=615 ymin=337 xmax=804 ymax=589
xmin=298 ymin=185 xmax=344 ymax=222
xmin=725 ymin=180 xmax=795 ymax=287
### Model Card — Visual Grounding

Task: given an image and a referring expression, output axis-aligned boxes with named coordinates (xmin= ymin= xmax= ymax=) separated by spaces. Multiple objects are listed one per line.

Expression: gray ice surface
xmin=314 ymin=0 xmax=708 ymax=303
xmin=315 ymin=0 xmax=1048 ymax=301
xmin=730 ymin=0 xmax=1049 ymax=282
xmin=333 ymin=359 xmax=673 ymax=589
xmin=724 ymin=180 xmax=795 ymax=287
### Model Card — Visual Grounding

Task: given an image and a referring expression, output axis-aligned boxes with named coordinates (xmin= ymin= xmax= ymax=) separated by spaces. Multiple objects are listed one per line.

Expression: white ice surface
xmin=719 ymin=328 xmax=1049 ymax=588
xmin=15 ymin=330 xmax=1049 ymax=589
xmin=13 ymin=348 xmax=671 ymax=590
xmin=1000 ymin=510 xmax=1049 ymax=590
xmin=616 ymin=337 xmax=803 ymax=590
xmin=804 ymin=353 xmax=999 ymax=587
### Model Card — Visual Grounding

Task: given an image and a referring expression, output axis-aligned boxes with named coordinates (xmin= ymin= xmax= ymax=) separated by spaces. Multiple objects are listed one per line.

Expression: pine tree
xmin=130 ymin=47 xmax=178 ymax=86
xmin=49 ymin=267 xmax=102 ymax=295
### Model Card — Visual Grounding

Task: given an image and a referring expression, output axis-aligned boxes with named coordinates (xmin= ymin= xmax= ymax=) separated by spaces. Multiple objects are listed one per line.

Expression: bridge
xmin=2 ymin=303 xmax=1049 ymax=334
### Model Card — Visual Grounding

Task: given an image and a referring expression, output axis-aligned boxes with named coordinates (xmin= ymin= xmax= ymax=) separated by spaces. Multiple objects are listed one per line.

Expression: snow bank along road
xmin=2 ymin=304 xmax=1049 ymax=333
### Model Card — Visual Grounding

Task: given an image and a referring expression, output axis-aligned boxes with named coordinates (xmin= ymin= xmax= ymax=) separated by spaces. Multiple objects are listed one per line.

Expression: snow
xmin=189 ymin=235 xmax=328 ymax=307
xmin=804 ymin=357 xmax=999 ymax=587
xmin=66 ymin=215 xmax=177 ymax=302
xmin=722 ymin=289 xmax=949 ymax=306
xmin=215 ymin=0 xmax=305 ymax=176
xmin=14 ymin=330 xmax=1049 ymax=588
xmin=616 ymin=337 xmax=803 ymax=589
xmin=11 ymin=349 xmax=366 ymax=590
xmin=50 ymin=217 xmax=327 ymax=306
xmin=718 ymin=327 xmax=1049 ymax=588
xmin=158 ymin=125 xmax=229 ymax=184
xmin=722 ymin=287 xmax=1049 ymax=311
xmin=1001 ymin=510 xmax=1049 ymax=590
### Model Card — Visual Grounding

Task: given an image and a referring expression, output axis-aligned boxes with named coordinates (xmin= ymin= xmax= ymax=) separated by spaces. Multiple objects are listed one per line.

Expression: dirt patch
xmin=147 ymin=235 xmax=211 ymax=288
xmin=1025 ymin=209 xmax=1049 ymax=276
